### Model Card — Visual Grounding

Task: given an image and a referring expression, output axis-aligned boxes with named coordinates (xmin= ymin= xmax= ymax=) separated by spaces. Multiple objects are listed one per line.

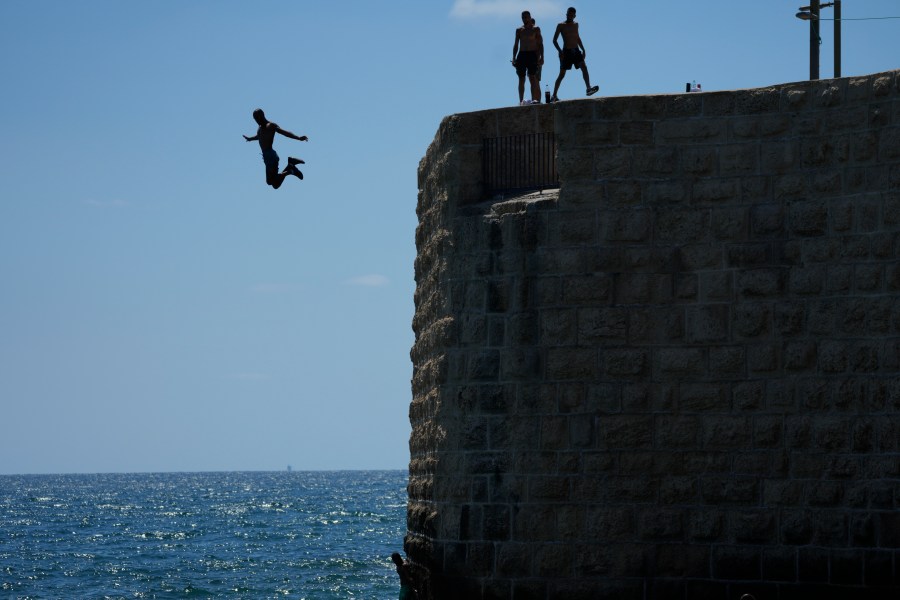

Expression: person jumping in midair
xmin=550 ymin=7 xmax=600 ymax=102
xmin=243 ymin=108 xmax=307 ymax=189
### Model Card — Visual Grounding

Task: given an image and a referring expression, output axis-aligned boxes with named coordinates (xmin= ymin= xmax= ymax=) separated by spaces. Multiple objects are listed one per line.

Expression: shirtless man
xmin=391 ymin=552 xmax=418 ymax=600
xmin=512 ymin=11 xmax=544 ymax=105
xmin=243 ymin=108 xmax=307 ymax=189
xmin=550 ymin=6 xmax=599 ymax=102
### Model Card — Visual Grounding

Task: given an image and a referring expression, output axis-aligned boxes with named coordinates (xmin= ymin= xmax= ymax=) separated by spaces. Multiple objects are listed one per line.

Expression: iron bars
xmin=483 ymin=132 xmax=559 ymax=199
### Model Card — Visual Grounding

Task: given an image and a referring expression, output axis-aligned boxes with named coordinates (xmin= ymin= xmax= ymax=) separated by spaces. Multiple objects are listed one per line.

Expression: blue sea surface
xmin=0 ymin=471 xmax=408 ymax=599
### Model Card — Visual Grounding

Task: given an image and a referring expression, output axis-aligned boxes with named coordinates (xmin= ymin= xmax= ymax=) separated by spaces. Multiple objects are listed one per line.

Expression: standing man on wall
xmin=243 ymin=108 xmax=307 ymax=190
xmin=512 ymin=10 xmax=544 ymax=105
xmin=550 ymin=6 xmax=600 ymax=102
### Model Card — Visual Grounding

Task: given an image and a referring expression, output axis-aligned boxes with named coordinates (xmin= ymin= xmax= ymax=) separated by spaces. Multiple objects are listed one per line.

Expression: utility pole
xmin=799 ymin=1 xmax=841 ymax=80
xmin=810 ymin=0 xmax=820 ymax=80
xmin=834 ymin=0 xmax=841 ymax=77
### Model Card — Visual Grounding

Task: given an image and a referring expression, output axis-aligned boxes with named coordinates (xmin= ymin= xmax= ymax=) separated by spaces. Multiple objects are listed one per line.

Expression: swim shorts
xmin=399 ymin=583 xmax=415 ymax=600
xmin=261 ymin=148 xmax=279 ymax=171
xmin=560 ymin=47 xmax=584 ymax=71
xmin=515 ymin=51 xmax=539 ymax=78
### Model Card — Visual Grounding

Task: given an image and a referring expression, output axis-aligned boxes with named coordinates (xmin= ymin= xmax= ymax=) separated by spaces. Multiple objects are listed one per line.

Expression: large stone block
xmin=686 ymin=304 xmax=730 ymax=342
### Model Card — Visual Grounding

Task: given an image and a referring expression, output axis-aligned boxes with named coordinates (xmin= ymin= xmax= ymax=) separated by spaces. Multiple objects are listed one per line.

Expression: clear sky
xmin=1 ymin=1 xmax=898 ymax=474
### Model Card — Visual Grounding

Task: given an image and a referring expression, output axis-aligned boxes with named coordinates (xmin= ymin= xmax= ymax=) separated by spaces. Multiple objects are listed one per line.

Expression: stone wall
xmin=408 ymin=70 xmax=900 ymax=599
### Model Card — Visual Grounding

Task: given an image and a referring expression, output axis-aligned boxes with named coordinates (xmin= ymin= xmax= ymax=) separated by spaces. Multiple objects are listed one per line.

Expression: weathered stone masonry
xmin=408 ymin=70 xmax=900 ymax=599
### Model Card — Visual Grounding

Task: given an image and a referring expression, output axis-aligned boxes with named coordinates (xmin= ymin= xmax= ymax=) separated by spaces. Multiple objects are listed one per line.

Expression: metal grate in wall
xmin=482 ymin=132 xmax=559 ymax=199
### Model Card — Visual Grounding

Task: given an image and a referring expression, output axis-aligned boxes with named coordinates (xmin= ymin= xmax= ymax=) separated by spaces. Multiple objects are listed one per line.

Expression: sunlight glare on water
xmin=0 ymin=471 xmax=408 ymax=598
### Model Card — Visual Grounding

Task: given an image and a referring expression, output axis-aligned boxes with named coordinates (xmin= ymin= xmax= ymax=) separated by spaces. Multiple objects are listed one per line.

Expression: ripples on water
xmin=0 ymin=471 xmax=408 ymax=598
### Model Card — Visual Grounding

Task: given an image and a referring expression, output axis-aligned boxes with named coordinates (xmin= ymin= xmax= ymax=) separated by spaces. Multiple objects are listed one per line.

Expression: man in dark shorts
xmin=512 ymin=10 xmax=544 ymax=105
xmin=550 ymin=6 xmax=599 ymax=102
xmin=243 ymin=108 xmax=307 ymax=189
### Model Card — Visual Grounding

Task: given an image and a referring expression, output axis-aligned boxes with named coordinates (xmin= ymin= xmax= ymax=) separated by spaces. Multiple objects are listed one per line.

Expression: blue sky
xmin=1 ymin=1 xmax=898 ymax=474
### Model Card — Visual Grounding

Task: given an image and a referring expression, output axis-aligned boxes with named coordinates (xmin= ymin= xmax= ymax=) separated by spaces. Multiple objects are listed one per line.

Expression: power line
xmin=815 ymin=16 xmax=900 ymax=21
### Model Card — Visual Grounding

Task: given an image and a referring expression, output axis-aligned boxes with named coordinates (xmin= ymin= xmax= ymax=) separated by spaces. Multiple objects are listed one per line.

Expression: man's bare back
xmin=254 ymin=122 xmax=281 ymax=151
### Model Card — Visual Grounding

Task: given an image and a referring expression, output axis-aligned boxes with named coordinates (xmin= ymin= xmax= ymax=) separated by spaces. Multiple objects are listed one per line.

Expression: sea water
xmin=0 ymin=471 xmax=408 ymax=599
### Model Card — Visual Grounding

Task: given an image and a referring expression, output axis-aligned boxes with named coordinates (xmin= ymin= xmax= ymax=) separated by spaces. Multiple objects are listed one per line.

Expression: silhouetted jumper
xmin=243 ymin=108 xmax=307 ymax=189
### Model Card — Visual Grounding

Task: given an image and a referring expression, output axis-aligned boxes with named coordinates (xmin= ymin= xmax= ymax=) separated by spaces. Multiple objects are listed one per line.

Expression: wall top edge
xmin=443 ymin=68 xmax=900 ymax=120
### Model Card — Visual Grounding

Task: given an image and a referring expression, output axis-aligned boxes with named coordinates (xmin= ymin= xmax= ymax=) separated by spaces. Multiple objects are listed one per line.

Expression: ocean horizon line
xmin=0 ymin=467 xmax=409 ymax=477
